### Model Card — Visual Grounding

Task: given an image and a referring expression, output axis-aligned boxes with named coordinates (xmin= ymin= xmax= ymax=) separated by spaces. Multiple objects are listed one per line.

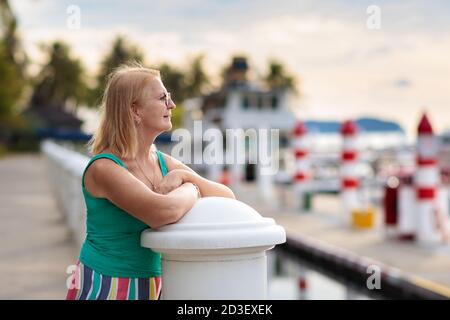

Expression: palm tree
xmin=88 ymin=36 xmax=144 ymax=107
xmin=0 ymin=0 xmax=26 ymax=125
xmin=158 ymin=63 xmax=186 ymax=102
xmin=0 ymin=43 xmax=23 ymax=122
xmin=29 ymin=41 xmax=87 ymax=110
xmin=185 ymin=54 xmax=210 ymax=97
xmin=264 ymin=59 xmax=298 ymax=94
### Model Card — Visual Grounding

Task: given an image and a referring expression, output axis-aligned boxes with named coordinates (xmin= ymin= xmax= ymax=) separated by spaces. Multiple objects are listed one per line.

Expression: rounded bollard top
xmin=141 ymin=197 xmax=286 ymax=253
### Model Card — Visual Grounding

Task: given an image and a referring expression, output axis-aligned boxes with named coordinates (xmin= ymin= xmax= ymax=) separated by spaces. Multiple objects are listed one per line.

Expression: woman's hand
xmin=155 ymin=169 xmax=188 ymax=194
xmin=155 ymin=152 xmax=236 ymax=199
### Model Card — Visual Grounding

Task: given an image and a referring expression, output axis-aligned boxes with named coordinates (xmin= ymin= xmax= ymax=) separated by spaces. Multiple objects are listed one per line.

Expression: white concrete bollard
xmin=141 ymin=197 xmax=286 ymax=300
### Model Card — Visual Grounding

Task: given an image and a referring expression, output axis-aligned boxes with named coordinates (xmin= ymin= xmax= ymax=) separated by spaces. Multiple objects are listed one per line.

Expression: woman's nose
xmin=168 ymin=100 xmax=176 ymax=109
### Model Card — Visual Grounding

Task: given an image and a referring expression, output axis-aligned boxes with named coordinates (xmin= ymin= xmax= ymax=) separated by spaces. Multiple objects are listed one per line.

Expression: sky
xmin=9 ymin=0 xmax=450 ymax=139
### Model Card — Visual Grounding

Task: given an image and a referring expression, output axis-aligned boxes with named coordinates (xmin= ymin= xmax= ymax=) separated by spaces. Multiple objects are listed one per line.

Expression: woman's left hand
xmin=155 ymin=169 xmax=188 ymax=194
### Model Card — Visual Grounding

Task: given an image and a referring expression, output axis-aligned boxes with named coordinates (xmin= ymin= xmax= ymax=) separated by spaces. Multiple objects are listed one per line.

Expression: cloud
xmin=10 ymin=0 xmax=450 ymax=137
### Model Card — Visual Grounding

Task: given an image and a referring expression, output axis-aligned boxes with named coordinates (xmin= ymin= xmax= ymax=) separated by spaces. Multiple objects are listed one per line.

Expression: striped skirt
xmin=66 ymin=261 xmax=161 ymax=300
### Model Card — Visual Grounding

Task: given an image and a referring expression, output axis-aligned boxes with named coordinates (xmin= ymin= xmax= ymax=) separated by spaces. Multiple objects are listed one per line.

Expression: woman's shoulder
xmin=86 ymin=150 xmax=126 ymax=173
xmin=85 ymin=151 xmax=129 ymax=180
xmin=92 ymin=149 xmax=130 ymax=167
xmin=83 ymin=156 xmax=117 ymax=198
xmin=84 ymin=154 xmax=131 ymax=197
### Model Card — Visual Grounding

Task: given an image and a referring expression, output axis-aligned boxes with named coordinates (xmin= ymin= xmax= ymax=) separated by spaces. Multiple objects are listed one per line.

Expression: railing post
xmin=141 ymin=197 xmax=286 ymax=299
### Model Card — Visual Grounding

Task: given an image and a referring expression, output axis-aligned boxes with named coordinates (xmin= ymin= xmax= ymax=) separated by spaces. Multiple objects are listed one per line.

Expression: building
xmin=183 ymin=57 xmax=297 ymax=182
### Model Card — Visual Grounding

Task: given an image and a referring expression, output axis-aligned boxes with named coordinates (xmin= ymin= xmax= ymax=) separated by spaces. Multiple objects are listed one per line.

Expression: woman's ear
xmin=131 ymin=102 xmax=141 ymax=121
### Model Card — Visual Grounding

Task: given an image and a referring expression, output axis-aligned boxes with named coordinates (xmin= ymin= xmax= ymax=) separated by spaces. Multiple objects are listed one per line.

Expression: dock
xmin=236 ymin=183 xmax=450 ymax=297
xmin=0 ymin=154 xmax=77 ymax=299
xmin=1 ymin=153 xmax=449 ymax=299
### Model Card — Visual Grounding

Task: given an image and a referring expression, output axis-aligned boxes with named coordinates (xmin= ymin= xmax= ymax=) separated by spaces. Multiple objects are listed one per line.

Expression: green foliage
xmin=157 ymin=55 xmax=211 ymax=101
xmin=0 ymin=0 xmax=30 ymax=151
xmin=0 ymin=42 xmax=23 ymax=121
xmin=30 ymin=41 xmax=87 ymax=109
xmin=264 ymin=59 xmax=298 ymax=94
xmin=184 ymin=54 xmax=210 ymax=97
xmin=0 ymin=0 xmax=27 ymax=73
xmin=86 ymin=38 xmax=212 ymax=129
xmin=158 ymin=63 xmax=187 ymax=102
xmin=170 ymin=102 xmax=184 ymax=130
xmin=88 ymin=36 xmax=144 ymax=107
xmin=157 ymin=55 xmax=210 ymax=129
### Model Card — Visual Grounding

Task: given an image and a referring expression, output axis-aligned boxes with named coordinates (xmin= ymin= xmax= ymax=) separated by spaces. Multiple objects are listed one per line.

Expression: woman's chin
xmin=162 ymin=121 xmax=172 ymax=131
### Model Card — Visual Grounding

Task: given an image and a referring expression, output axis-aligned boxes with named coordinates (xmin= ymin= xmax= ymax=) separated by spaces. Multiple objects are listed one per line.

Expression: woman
xmin=66 ymin=64 xmax=235 ymax=300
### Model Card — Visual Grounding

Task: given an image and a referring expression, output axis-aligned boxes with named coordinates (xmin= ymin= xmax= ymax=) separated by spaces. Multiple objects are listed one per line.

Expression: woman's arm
xmin=180 ymin=170 xmax=235 ymax=199
xmin=164 ymin=182 xmax=200 ymax=222
xmin=89 ymin=159 xmax=199 ymax=228
xmin=161 ymin=153 xmax=236 ymax=199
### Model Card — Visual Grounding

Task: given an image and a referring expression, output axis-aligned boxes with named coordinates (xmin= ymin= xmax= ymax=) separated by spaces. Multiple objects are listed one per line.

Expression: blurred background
xmin=1 ymin=0 xmax=450 ymax=300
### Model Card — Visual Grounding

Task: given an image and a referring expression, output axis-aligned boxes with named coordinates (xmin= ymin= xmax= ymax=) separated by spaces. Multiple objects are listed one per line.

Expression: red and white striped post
xmin=297 ymin=267 xmax=308 ymax=300
xmin=292 ymin=121 xmax=311 ymax=211
xmin=340 ymin=120 xmax=360 ymax=223
xmin=415 ymin=113 xmax=441 ymax=245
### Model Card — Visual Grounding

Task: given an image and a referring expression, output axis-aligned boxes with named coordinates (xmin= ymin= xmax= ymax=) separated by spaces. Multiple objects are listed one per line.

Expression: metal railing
xmin=276 ymin=233 xmax=450 ymax=299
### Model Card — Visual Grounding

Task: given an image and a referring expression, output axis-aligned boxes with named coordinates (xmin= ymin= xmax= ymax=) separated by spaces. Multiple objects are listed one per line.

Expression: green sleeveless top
xmin=79 ymin=150 xmax=168 ymax=278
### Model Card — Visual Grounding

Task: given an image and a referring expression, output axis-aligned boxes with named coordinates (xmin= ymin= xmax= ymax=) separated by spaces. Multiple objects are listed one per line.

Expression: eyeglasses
xmin=161 ymin=92 xmax=172 ymax=107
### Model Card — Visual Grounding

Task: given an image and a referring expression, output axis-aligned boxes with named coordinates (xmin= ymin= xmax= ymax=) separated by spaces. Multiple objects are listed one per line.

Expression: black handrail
xmin=275 ymin=234 xmax=450 ymax=300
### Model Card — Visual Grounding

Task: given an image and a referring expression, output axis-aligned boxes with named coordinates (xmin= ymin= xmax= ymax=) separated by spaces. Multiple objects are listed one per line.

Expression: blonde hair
xmin=88 ymin=63 xmax=160 ymax=159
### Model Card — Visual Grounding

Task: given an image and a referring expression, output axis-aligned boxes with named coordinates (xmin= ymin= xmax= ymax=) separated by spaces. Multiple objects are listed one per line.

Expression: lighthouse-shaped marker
xmin=415 ymin=113 xmax=441 ymax=245
xmin=292 ymin=121 xmax=311 ymax=211
xmin=340 ymin=120 xmax=360 ymax=224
